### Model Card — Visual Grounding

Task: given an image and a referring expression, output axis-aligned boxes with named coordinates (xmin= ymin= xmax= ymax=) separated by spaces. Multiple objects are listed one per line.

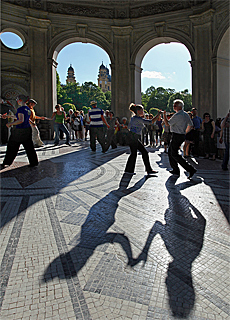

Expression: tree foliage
xmin=142 ymin=87 xmax=192 ymax=112
xmin=57 ymin=72 xmax=111 ymax=111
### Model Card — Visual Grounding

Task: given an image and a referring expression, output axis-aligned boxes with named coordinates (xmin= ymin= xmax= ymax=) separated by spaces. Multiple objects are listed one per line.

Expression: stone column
xmin=111 ymin=26 xmax=133 ymax=119
xmin=189 ymin=9 xmax=215 ymax=118
xmin=26 ymin=16 xmax=51 ymax=116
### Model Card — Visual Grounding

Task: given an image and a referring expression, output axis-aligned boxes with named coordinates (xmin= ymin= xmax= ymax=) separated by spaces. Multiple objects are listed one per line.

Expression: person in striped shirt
xmin=88 ymin=101 xmax=110 ymax=152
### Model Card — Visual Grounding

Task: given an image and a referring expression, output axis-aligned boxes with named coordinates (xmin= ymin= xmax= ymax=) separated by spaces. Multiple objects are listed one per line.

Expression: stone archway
xmin=48 ymin=34 xmax=114 ymax=113
xmin=132 ymin=37 xmax=193 ymax=104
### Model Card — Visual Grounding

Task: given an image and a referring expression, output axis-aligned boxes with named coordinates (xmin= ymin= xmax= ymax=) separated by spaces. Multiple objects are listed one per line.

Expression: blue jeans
xmin=54 ymin=123 xmax=69 ymax=144
xmin=222 ymin=142 xmax=229 ymax=170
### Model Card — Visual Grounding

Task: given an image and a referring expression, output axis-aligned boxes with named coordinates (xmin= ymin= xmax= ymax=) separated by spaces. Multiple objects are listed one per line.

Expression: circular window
xmin=0 ymin=32 xmax=24 ymax=49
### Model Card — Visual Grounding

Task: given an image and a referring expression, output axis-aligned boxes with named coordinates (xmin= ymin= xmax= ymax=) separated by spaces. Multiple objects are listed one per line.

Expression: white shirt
xmin=168 ymin=110 xmax=193 ymax=134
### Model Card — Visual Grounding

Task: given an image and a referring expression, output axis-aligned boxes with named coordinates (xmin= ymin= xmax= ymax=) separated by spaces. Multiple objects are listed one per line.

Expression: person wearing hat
xmin=1 ymin=94 xmax=38 ymax=170
xmin=27 ymin=99 xmax=46 ymax=147
xmin=88 ymin=101 xmax=110 ymax=152
xmin=191 ymin=107 xmax=202 ymax=156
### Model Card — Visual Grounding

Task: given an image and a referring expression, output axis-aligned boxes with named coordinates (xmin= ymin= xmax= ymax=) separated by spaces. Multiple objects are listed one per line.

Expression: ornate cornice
xmin=3 ymin=0 xmax=208 ymax=19
xmin=189 ymin=9 xmax=215 ymax=26
xmin=26 ymin=16 xmax=51 ymax=28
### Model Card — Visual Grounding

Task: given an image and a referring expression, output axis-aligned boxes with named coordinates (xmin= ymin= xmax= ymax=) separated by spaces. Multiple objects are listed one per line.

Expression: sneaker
xmin=187 ymin=168 xmax=197 ymax=179
xmin=169 ymin=170 xmax=180 ymax=176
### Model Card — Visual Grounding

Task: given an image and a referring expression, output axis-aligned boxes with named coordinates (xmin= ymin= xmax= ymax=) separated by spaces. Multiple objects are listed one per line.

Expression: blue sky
xmin=1 ymin=32 xmax=192 ymax=93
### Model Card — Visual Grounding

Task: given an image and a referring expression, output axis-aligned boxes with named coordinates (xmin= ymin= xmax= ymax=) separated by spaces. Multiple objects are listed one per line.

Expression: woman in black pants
xmin=1 ymin=95 xmax=38 ymax=169
xmin=125 ymin=103 xmax=160 ymax=175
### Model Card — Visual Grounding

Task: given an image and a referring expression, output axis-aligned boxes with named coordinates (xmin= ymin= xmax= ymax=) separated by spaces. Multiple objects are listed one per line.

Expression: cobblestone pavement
xmin=0 ymin=140 xmax=229 ymax=320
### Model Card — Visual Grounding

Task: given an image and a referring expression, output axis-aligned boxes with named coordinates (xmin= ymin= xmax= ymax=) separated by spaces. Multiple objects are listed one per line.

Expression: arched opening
xmin=133 ymin=37 xmax=192 ymax=106
xmin=50 ymin=37 xmax=113 ymax=111
xmin=217 ymin=28 xmax=229 ymax=118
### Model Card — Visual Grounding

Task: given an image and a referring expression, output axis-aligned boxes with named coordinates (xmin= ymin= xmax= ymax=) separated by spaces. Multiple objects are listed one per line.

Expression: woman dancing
xmin=125 ymin=103 xmax=161 ymax=175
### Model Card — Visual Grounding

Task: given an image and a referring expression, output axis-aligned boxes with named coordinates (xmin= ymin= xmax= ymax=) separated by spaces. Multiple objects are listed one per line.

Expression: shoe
xmin=147 ymin=170 xmax=158 ymax=175
xmin=124 ymin=172 xmax=136 ymax=175
xmin=187 ymin=168 xmax=197 ymax=179
xmin=169 ymin=170 xmax=180 ymax=176
xmin=28 ymin=163 xmax=39 ymax=168
xmin=65 ymin=142 xmax=71 ymax=146
xmin=54 ymin=143 xmax=59 ymax=146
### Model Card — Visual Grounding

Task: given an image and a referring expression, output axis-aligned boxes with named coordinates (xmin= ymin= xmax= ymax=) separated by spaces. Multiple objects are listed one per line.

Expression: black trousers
xmin=168 ymin=132 xmax=195 ymax=173
xmin=192 ymin=130 xmax=200 ymax=155
xmin=125 ymin=132 xmax=152 ymax=173
xmin=89 ymin=126 xmax=107 ymax=152
xmin=3 ymin=127 xmax=38 ymax=166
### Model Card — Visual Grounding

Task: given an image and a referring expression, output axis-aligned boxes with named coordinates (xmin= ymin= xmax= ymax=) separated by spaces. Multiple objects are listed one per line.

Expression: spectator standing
xmin=219 ymin=112 xmax=230 ymax=171
xmin=88 ymin=101 xmax=109 ymax=152
xmin=183 ymin=111 xmax=194 ymax=157
xmin=141 ymin=114 xmax=149 ymax=146
xmin=215 ymin=118 xmax=225 ymax=159
xmin=106 ymin=111 xmax=117 ymax=149
xmin=84 ymin=110 xmax=90 ymax=141
xmin=191 ymin=107 xmax=202 ymax=156
xmin=163 ymin=99 xmax=196 ymax=179
xmin=202 ymin=113 xmax=216 ymax=160
xmin=119 ymin=117 xmax=129 ymax=146
xmin=155 ymin=114 xmax=163 ymax=147
xmin=1 ymin=94 xmax=38 ymax=169
xmin=47 ymin=104 xmax=70 ymax=146
xmin=66 ymin=109 xmax=75 ymax=140
xmin=147 ymin=114 xmax=156 ymax=148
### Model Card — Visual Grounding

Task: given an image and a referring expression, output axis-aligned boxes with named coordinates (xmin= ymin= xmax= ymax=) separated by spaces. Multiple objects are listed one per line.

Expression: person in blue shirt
xmin=191 ymin=107 xmax=202 ymax=156
xmin=1 ymin=94 xmax=38 ymax=170
xmin=125 ymin=103 xmax=160 ymax=175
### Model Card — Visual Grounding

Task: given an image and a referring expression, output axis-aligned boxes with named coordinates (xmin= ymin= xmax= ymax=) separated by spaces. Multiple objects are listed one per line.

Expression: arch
xmin=131 ymin=35 xmax=193 ymax=104
xmin=216 ymin=27 xmax=230 ymax=118
xmin=47 ymin=31 xmax=114 ymax=108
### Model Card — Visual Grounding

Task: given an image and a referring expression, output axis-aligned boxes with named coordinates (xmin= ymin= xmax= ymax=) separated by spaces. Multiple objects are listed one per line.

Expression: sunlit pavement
xmin=0 ymin=140 xmax=229 ymax=320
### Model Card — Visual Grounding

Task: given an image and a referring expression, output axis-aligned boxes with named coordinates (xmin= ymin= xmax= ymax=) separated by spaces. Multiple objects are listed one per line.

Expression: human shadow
xmin=42 ymin=173 xmax=149 ymax=282
xmin=130 ymin=175 xmax=206 ymax=318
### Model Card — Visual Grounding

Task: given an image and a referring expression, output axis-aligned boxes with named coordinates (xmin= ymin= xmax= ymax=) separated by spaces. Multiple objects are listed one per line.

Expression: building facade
xmin=66 ymin=64 xmax=76 ymax=84
xmin=98 ymin=63 xmax=111 ymax=93
xmin=1 ymin=0 xmax=229 ymax=120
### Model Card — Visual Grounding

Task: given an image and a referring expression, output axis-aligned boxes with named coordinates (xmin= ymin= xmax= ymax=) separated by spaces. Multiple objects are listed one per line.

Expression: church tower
xmin=97 ymin=62 xmax=111 ymax=92
xmin=66 ymin=64 xmax=76 ymax=84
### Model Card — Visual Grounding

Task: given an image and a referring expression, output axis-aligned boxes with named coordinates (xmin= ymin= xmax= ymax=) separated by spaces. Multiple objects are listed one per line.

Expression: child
xmin=125 ymin=103 xmax=160 ymax=175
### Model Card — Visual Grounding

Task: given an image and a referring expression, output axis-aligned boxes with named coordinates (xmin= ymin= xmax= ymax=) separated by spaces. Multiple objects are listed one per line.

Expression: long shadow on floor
xmin=156 ymin=151 xmax=230 ymax=223
xmin=130 ymin=175 xmax=206 ymax=318
xmin=42 ymin=173 xmax=149 ymax=282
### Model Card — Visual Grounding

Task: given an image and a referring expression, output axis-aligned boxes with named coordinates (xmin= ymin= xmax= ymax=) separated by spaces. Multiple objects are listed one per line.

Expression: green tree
xmin=62 ymin=103 xmax=76 ymax=113
xmin=167 ymin=90 xmax=192 ymax=111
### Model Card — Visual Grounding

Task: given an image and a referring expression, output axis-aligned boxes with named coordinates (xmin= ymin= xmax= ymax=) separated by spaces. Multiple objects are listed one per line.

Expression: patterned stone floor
xmin=0 ymin=140 xmax=229 ymax=320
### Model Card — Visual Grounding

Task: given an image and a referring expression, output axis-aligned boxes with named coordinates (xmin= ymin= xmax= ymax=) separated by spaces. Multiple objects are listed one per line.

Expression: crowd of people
xmin=0 ymin=95 xmax=229 ymax=174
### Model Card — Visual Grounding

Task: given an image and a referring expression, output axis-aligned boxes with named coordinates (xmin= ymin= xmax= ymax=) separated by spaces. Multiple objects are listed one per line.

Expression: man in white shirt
xmin=163 ymin=99 xmax=196 ymax=179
